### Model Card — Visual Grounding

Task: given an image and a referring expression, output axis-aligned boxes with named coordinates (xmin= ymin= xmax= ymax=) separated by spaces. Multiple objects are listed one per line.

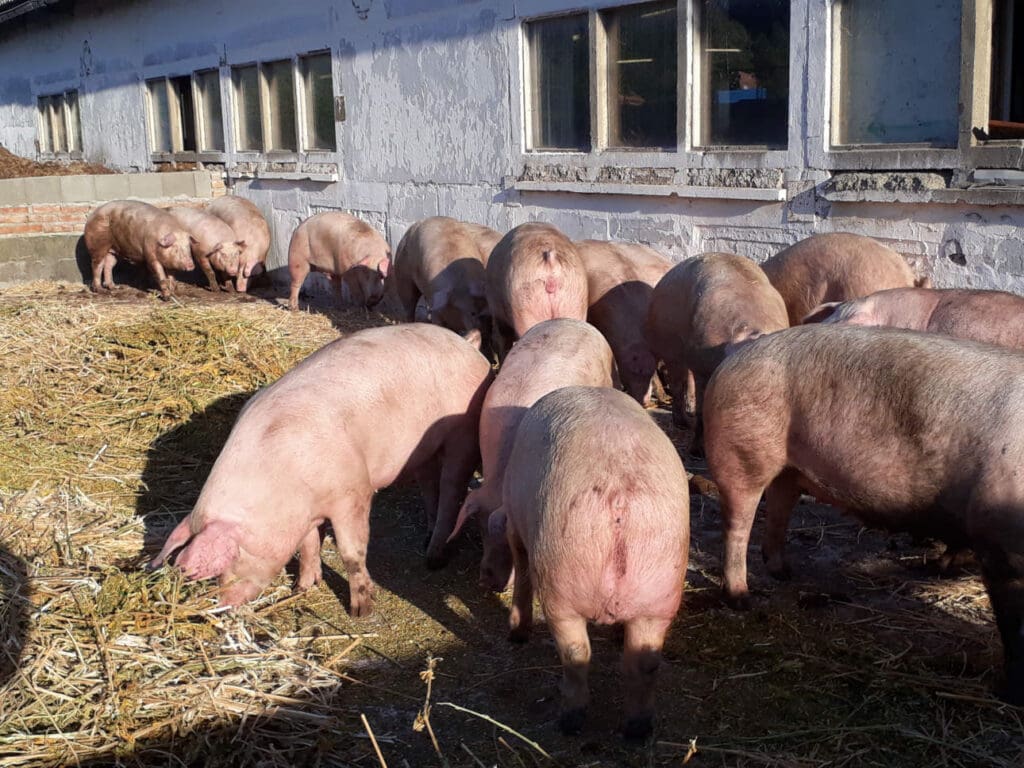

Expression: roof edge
xmin=0 ymin=0 xmax=60 ymax=26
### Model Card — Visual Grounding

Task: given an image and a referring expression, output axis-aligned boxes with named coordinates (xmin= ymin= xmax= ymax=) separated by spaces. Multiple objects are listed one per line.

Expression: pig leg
xmin=762 ymin=470 xmax=802 ymax=580
xmin=395 ymin=275 xmax=421 ymax=323
xmin=662 ymin=359 xmax=691 ymax=430
xmin=327 ymin=492 xmax=375 ymax=618
xmin=288 ymin=250 xmax=310 ymax=311
xmin=690 ymin=374 xmax=709 ymax=457
xmin=295 ymin=526 xmax=324 ymax=591
xmin=974 ymin=538 xmax=1024 ymax=704
xmin=549 ymin=613 xmax=592 ymax=735
xmin=102 ymin=253 xmax=117 ymax=290
xmin=719 ymin=482 xmax=764 ymax=610
xmin=425 ymin=439 xmax=478 ymax=569
xmin=197 ymin=253 xmax=220 ymax=292
xmin=415 ymin=456 xmax=441 ymax=558
xmin=491 ymin=317 xmax=516 ymax=363
xmin=507 ymin=525 xmax=533 ymax=642
xmin=145 ymin=255 xmax=173 ymax=300
xmin=621 ymin=616 xmax=670 ymax=741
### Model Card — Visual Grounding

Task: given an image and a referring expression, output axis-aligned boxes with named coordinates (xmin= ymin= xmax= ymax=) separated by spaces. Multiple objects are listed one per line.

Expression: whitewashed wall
xmin=0 ymin=0 xmax=1022 ymax=292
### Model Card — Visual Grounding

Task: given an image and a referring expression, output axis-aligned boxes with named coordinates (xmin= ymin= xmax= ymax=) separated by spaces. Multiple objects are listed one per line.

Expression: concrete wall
xmin=0 ymin=170 xmax=223 ymax=285
xmin=0 ymin=0 xmax=1022 ymax=292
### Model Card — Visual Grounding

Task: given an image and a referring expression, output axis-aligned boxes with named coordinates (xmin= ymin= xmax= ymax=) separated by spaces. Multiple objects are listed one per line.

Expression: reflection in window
xmin=195 ymin=69 xmax=224 ymax=151
xmin=65 ymin=91 xmax=82 ymax=153
xmin=147 ymin=79 xmax=173 ymax=153
xmin=263 ymin=59 xmax=297 ymax=151
xmin=989 ymin=0 xmax=1024 ymax=139
xmin=233 ymin=65 xmax=263 ymax=151
xmin=699 ymin=0 xmax=789 ymax=148
xmin=604 ymin=0 xmax=677 ymax=149
xmin=301 ymin=53 xmax=335 ymax=150
xmin=527 ymin=14 xmax=591 ymax=151
xmin=831 ymin=0 xmax=960 ymax=146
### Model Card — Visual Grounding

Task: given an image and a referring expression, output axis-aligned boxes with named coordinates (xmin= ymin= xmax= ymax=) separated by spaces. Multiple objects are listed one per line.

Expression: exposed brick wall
xmin=0 ymin=199 xmax=209 ymax=237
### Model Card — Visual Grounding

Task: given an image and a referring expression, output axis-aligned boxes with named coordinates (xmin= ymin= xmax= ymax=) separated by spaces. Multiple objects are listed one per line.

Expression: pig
xmin=500 ymin=385 xmax=689 ymax=738
xmin=83 ymin=200 xmax=196 ymax=299
xmin=804 ymin=287 xmax=1024 ymax=351
xmin=485 ymin=222 xmax=589 ymax=361
xmin=288 ymin=212 xmax=392 ymax=311
xmin=761 ymin=232 xmax=929 ymax=326
xmin=702 ymin=324 xmax=1024 ymax=703
xmin=390 ymin=216 xmax=502 ymax=339
xmin=167 ymin=206 xmax=246 ymax=292
xmin=576 ymin=239 xmax=672 ymax=405
xmin=447 ymin=319 xmax=617 ymax=590
xmin=644 ymin=253 xmax=788 ymax=444
xmin=206 ymin=196 xmax=271 ymax=292
xmin=150 ymin=323 xmax=492 ymax=614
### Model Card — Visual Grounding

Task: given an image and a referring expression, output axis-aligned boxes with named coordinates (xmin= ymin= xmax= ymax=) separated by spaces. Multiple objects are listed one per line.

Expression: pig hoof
xmin=349 ymin=598 xmax=375 ymax=619
xmin=724 ymin=592 xmax=752 ymax=611
xmin=622 ymin=715 xmax=653 ymax=742
xmin=558 ymin=707 xmax=586 ymax=735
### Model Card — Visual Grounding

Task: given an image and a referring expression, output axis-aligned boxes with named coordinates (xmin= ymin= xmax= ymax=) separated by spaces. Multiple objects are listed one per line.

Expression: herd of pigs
xmin=79 ymin=198 xmax=1024 ymax=739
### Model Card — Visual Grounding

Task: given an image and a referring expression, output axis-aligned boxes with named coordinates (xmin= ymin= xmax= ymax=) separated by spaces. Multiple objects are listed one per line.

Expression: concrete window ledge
xmin=821 ymin=187 xmax=1024 ymax=207
xmin=511 ymin=180 xmax=786 ymax=201
xmin=254 ymin=170 xmax=339 ymax=183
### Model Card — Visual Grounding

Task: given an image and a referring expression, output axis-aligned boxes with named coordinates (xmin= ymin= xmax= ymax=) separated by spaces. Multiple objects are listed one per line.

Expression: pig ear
xmin=340 ymin=281 xmax=353 ymax=304
xmin=431 ymin=287 xmax=450 ymax=312
xmin=802 ymin=302 xmax=843 ymax=325
xmin=448 ymin=494 xmax=481 ymax=543
xmin=377 ymin=257 xmax=390 ymax=278
xmin=235 ymin=240 xmax=247 ymax=249
xmin=189 ymin=235 xmax=200 ymax=246
xmin=158 ymin=233 xmax=175 ymax=248
xmin=462 ymin=328 xmax=483 ymax=350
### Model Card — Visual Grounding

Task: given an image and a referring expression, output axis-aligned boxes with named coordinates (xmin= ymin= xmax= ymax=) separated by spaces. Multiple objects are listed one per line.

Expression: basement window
xmin=989 ymin=0 xmax=1024 ymax=139
xmin=38 ymin=90 xmax=82 ymax=155
xmin=526 ymin=13 xmax=591 ymax=151
xmin=830 ymin=0 xmax=961 ymax=147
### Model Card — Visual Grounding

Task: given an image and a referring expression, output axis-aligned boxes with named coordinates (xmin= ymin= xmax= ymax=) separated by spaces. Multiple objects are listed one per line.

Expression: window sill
xmin=255 ymin=170 xmax=338 ymax=183
xmin=821 ymin=185 xmax=1024 ymax=207
xmin=511 ymin=179 xmax=785 ymax=201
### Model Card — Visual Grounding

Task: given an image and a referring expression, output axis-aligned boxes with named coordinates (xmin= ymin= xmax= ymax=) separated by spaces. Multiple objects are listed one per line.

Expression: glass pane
xmin=832 ymin=0 xmax=960 ymax=146
xmin=700 ymin=0 xmax=789 ymax=147
xmin=148 ymin=79 xmax=172 ymax=152
xmin=233 ymin=65 xmax=263 ymax=151
xmin=528 ymin=14 xmax=590 ymax=150
xmin=302 ymin=53 xmax=335 ymax=150
xmin=605 ymin=0 xmax=677 ymax=149
xmin=66 ymin=91 xmax=81 ymax=152
xmin=171 ymin=76 xmax=196 ymax=152
xmin=988 ymin=0 xmax=1024 ymax=136
xmin=195 ymin=69 xmax=224 ymax=151
xmin=264 ymin=59 xmax=297 ymax=151
xmin=51 ymin=95 xmax=68 ymax=153
xmin=38 ymin=98 xmax=54 ymax=152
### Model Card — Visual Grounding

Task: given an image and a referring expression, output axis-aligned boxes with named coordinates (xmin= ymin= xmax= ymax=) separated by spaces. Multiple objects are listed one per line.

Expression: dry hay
xmin=1 ymin=281 xmax=1023 ymax=767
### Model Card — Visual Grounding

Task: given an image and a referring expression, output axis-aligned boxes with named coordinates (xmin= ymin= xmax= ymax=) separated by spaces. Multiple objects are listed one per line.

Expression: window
xmin=233 ymin=65 xmax=263 ymax=151
xmin=603 ymin=1 xmax=677 ymax=149
xmin=526 ymin=14 xmax=591 ymax=151
xmin=696 ymin=0 xmax=789 ymax=148
xmin=989 ymin=0 xmax=1024 ymax=139
xmin=38 ymin=91 xmax=82 ymax=155
xmin=146 ymin=72 xmax=224 ymax=155
xmin=830 ymin=0 xmax=961 ymax=147
xmin=263 ymin=59 xmax=297 ymax=151
xmin=301 ymin=53 xmax=336 ymax=150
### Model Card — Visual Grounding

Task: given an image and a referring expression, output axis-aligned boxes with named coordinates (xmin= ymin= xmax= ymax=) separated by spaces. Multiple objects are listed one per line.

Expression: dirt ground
xmin=0 ymin=280 xmax=1021 ymax=768
xmin=0 ymin=145 xmax=115 ymax=179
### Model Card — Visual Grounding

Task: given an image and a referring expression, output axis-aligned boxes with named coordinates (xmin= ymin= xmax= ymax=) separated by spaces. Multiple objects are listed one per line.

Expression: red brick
xmin=0 ymin=223 xmax=45 ymax=235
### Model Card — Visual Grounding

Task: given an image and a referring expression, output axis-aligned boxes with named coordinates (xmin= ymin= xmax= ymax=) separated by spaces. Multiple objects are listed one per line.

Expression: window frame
xmin=37 ymin=90 xmax=83 ymax=158
xmin=145 ymin=71 xmax=227 ymax=162
xmin=298 ymin=50 xmax=338 ymax=153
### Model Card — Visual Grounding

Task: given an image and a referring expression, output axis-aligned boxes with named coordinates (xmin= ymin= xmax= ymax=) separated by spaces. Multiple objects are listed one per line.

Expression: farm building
xmin=0 ymin=0 xmax=1022 ymax=288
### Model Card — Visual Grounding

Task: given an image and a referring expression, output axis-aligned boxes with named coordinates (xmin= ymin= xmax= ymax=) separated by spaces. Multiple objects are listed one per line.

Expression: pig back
xmin=763 ymin=233 xmax=919 ymax=325
xmin=168 ymin=206 xmax=236 ymax=255
xmin=505 ymin=386 xmax=689 ymax=623
xmin=206 ymin=196 xmax=271 ymax=259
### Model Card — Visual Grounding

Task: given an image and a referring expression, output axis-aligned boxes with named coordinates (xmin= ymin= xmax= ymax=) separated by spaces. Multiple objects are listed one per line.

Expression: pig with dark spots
xmin=762 ymin=232 xmax=929 ymax=326
xmin=151 ymin=324 xmax=492 ymax=615
xmin=485 ymin=222 xmax=589 ymax=361
xmin=447 ymin=319 xmax=616 ymax=591
xmin=703 ymin=324 xmax=1024 ymax=703
xmin=288 ymin=211 xmax=391 ymax=311
xmin=84 ymin=200 xmax=196 ymax=299
xmin=500 ymin=386 xmax=689 ymax=738
xmin=206 ymin=196 xmax=271 ymax=292
xmin=167 ymin=206 xmax=246 ymax=292
xmin=804 ymin=286 xmax=1024 ymax=350
xmin=576 ymin=239 xmax=672 ymax=405
xmin=391 ymin=216 xmax=502 ymax=340
xmin=645 ymin=252 xmax=788 ymax=444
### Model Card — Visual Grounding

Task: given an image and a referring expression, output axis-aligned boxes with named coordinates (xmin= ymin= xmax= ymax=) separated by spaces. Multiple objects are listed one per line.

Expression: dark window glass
xmin=700 ymin=0 xmax=789 ymax=147
xmin=605 ymin=0 xmax=677 ymax=149
xmin=233 ymin=65 xmax=263 ymax=151
xmin=528 ymin=14 xmax=591 ymax=150
xmin=302 ymin=53 xmax=336 ymax=150
xmin=170 ymin=76 xmax=196 ymax=152
xmin=989 ymin=0 xmax=1024 ymax=138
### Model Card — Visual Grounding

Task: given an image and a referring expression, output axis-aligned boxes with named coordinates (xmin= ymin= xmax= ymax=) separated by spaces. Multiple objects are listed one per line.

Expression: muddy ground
xmin=0 ymin=280 xmax=1021 ymax=768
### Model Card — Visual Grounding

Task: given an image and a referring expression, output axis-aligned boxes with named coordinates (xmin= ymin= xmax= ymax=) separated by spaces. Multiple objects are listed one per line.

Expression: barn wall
xmin=0 ymin=0 xmax=1022 ymax=292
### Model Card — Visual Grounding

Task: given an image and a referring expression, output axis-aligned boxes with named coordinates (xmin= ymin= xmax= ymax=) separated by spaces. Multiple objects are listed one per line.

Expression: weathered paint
xmin=0 ymin=0 xmax=1021 ymax=292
